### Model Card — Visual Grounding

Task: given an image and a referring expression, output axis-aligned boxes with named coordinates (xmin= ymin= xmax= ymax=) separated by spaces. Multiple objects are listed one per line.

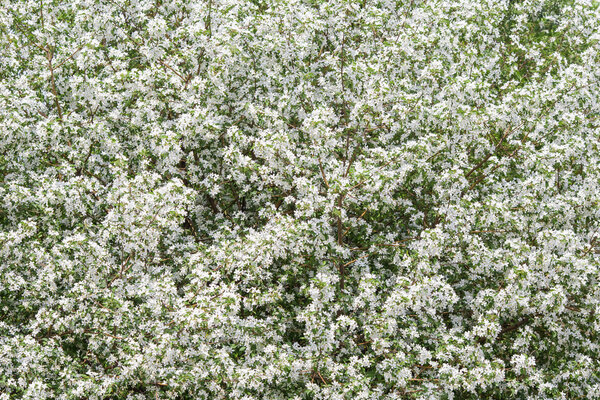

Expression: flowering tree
xmin=1 ymin=0 xmax=600 ymax=398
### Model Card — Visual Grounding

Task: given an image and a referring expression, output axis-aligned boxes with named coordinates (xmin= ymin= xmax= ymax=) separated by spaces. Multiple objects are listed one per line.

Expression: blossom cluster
xmin=1 ymin=0 xmax=600 ymax=398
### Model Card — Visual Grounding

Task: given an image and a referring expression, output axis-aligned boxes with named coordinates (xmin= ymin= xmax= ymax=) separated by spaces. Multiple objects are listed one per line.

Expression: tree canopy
xmin=1 ymin=0 xmax=600 ymax=398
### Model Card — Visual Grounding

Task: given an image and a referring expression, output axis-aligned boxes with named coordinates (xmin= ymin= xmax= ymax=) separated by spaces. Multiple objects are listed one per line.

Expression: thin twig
xmin=317 ymin=157 xmax=329 ymax=188
xmin=54 ymin=45 xmax=85 ymax=70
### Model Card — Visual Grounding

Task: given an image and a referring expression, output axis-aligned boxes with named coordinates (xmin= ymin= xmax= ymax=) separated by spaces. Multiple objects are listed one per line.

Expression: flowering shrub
xmin=2 ymin=0 xmax=600 ymax=398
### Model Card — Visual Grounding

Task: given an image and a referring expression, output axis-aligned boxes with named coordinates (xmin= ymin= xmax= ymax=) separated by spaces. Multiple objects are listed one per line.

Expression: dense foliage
xmin=2 ymin=0 xmax=600 ymax=398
